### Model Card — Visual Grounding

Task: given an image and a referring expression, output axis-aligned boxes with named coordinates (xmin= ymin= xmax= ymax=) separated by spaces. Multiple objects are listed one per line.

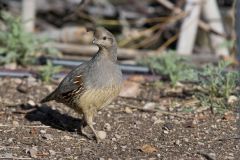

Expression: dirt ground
xmin=0 ymin=77 xmax=239 ymax=160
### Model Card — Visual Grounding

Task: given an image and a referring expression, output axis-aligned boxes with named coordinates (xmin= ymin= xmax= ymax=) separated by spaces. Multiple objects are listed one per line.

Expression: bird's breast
xmin=76 ymin=85 xmax=122 ymax=111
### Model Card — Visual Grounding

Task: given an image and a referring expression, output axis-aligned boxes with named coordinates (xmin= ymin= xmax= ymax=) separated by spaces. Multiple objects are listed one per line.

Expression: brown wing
xmin=59 ymin=75 xmax=86 ymax=102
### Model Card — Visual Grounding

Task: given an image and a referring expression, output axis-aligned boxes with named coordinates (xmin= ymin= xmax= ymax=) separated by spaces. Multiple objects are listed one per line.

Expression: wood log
xmin=203 ymin=0 xmax=229 ymax=56
xmin=176 ymin=0 xmax=201 ymax=55
xmin=37 ymin=27 xmax=92 ymax=44
xmin=21 ymin=0 xmax=36 ymax=32
xmin=46 ymin=42 xmax=155 ymax=59
xmin=44 ymin=42 xmax=219 ymax=63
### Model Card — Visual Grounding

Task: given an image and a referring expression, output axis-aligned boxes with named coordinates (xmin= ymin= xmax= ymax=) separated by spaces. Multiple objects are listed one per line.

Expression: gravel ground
xmin=0 ymin=77 xmax=239 ymax=160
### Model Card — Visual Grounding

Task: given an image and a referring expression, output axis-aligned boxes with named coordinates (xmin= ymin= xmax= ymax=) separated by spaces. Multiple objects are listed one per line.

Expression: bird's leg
xmin=81 ymin=113 xmax=100 ymax=143
xmin=80 ymin=119 xmax=94 ymax=139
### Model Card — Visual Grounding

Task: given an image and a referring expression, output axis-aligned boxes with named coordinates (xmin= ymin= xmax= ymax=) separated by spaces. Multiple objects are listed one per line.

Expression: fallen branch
xmin=45 ymin=42 xmax=155 ymax=59
xmin=125 ymin=104 xmax=186 ymax=118
xmin=45 ymin=42 xmax=220 ymax=63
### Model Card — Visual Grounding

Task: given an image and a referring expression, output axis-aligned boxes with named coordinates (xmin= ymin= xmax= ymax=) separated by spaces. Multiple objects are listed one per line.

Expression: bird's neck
xmin=98 ymin=46 xmax=118 ymax=62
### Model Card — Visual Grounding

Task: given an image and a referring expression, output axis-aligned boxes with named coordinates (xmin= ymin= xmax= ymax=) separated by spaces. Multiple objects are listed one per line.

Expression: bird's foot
xmin=81 ymin=126 xmax=100 ymax=143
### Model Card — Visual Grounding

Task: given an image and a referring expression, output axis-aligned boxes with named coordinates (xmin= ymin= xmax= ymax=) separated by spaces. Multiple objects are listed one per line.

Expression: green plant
xmin=139 ymin=50 xmax=198 ymax=86
xmin=197 ymin=61 xmax=240 ymax=113
xmin=39 ymin=60 xmax=62 ymax=83
xmin=0 ymin=11 xmax=57 ymax=66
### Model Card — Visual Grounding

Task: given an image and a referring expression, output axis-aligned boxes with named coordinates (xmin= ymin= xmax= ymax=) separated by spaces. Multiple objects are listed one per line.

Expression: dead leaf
xmin=140 ymin=144 xmax=157 ymax=153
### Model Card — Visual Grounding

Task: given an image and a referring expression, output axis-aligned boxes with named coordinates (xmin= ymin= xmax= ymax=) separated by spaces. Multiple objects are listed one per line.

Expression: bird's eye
xmin=103 ymin=36 xmax=107 ymax=40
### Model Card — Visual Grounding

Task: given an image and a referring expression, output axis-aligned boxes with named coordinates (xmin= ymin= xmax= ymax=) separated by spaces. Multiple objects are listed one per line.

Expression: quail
xmin=40 ymin=27 xmax=123 ymax=142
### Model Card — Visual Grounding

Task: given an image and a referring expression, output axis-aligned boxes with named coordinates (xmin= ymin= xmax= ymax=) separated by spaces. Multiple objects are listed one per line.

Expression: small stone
xmin=151 ymin=116 xmax=158 ymax=122
xmin=115 ymin=134 xmax=121 ymax=139
xmin=104 ymin=123 xmax=111 ymax=131
xmin=121 ymin=146 xmax=127 ymax=151
xmin=65 ymin=148 xmax=71 ymax=153
xmin=99 ymin=158 xmax=105 ymax=160
xmin=162 ymin=122 xmax=174 ymax=130
xmin=17 ymin=82 xmax=29 ymax=93
xmin=27 ymin=100 xmax=36 ymax=106
xmin=143 ymin=102 xmax=155 ymax=110
xmin=184 ymin=120 xmax=197 ymax=128
xmin=197 ymin=142 xmax=204 ymax=146
xmin=228 ymin=95 xmax=238 ymax=104
xmin=163 ymin=130 xmax=169 ymax=134
xmin=154 ymin=119 xmax=165 ymax=125
xmin=49 ymin=150 xmax=56 ymax=156
xmin=208 ymin=153 xmax=216 ymax=160
xmin=222 ymin=111 xmax=235 ymax=121
xmin=175 ymin=140 xmax=180 ymax=146
xmin=27 ymin=146 xmax=38 ymax=158
xmin=98 ymin=131 xmax=107 ymax=140
xmin=125 ymin=107 xmax=133 ymax=114
xmin=8 ymin=138 xmax=14 ymax=143
xmin=183 ymin=138 xmax=189 ymax=143
xmin=63 ymin=135 xmax=72 ymax=140
xmin=40 ymin=130 xmax=46 ymax=134
xmin=42 ymin=134 xmax=53 ymax=140
xmin=12 ymin=121 xmax=19 ymax=127
xmin=169 ymin=107 xmax=174 ymax=112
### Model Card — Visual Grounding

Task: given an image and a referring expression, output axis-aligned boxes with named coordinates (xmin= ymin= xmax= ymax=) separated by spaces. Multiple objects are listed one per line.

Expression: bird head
xmin=90 ymin=27 xmax=117 ymax=49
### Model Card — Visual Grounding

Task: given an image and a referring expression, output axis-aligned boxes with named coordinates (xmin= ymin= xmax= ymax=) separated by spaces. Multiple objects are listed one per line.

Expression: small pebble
xmin=40 ymin=130 xmax=46 ymax=134
xmin=104 ymin=123 xmax=111 ymax=131
xmin=27 ymin=100 xmax=36 ymax=106
xmin=98 ymin=131 xmax=107 ymax=140
xmin=115 ymin=134 xmax=121 ymax=139
xmin=125 ymin=107 xmax=133 ymax=114
xmin=42 ymin=134 xmax=53 ymax=140
xmin=175 ymin=140 xmax=180 ymax=146
xmin=49 ymin=150 xmax=56 ymax=156
xmin=28 ymin=146 xmax=38 ymax=158
xmin=228 ymin=95 xmax=238 ymax=104
xmin=143 ymin=102 xmax=155 ymax=110
xmin=63 ymin=135 xmax=72 ymax=140
xmin=12 ymin=121 xmax=19 ymax=127
xmin=65 ymin=148 xmax=71 ymax=153
xmin=8 ymin=138 xmax=14 ymax=143
xmin=183 ymin=138 xmax=189 ymax=143
xmin=162 ymin=122 xmax=174 ymax=130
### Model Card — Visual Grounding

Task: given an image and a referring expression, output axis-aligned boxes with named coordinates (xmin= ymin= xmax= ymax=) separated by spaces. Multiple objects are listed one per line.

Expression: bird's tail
xmin=40 ymin=91 xmax=56 ymax=103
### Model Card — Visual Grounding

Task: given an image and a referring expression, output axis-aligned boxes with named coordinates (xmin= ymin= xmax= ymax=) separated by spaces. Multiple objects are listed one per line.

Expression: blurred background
xmin=0 ymin=0 xmax=238 ymax=67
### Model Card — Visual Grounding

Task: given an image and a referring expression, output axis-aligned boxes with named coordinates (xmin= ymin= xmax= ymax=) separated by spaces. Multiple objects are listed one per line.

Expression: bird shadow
xmin=17 ymin=103 xmax=82 ymax=132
